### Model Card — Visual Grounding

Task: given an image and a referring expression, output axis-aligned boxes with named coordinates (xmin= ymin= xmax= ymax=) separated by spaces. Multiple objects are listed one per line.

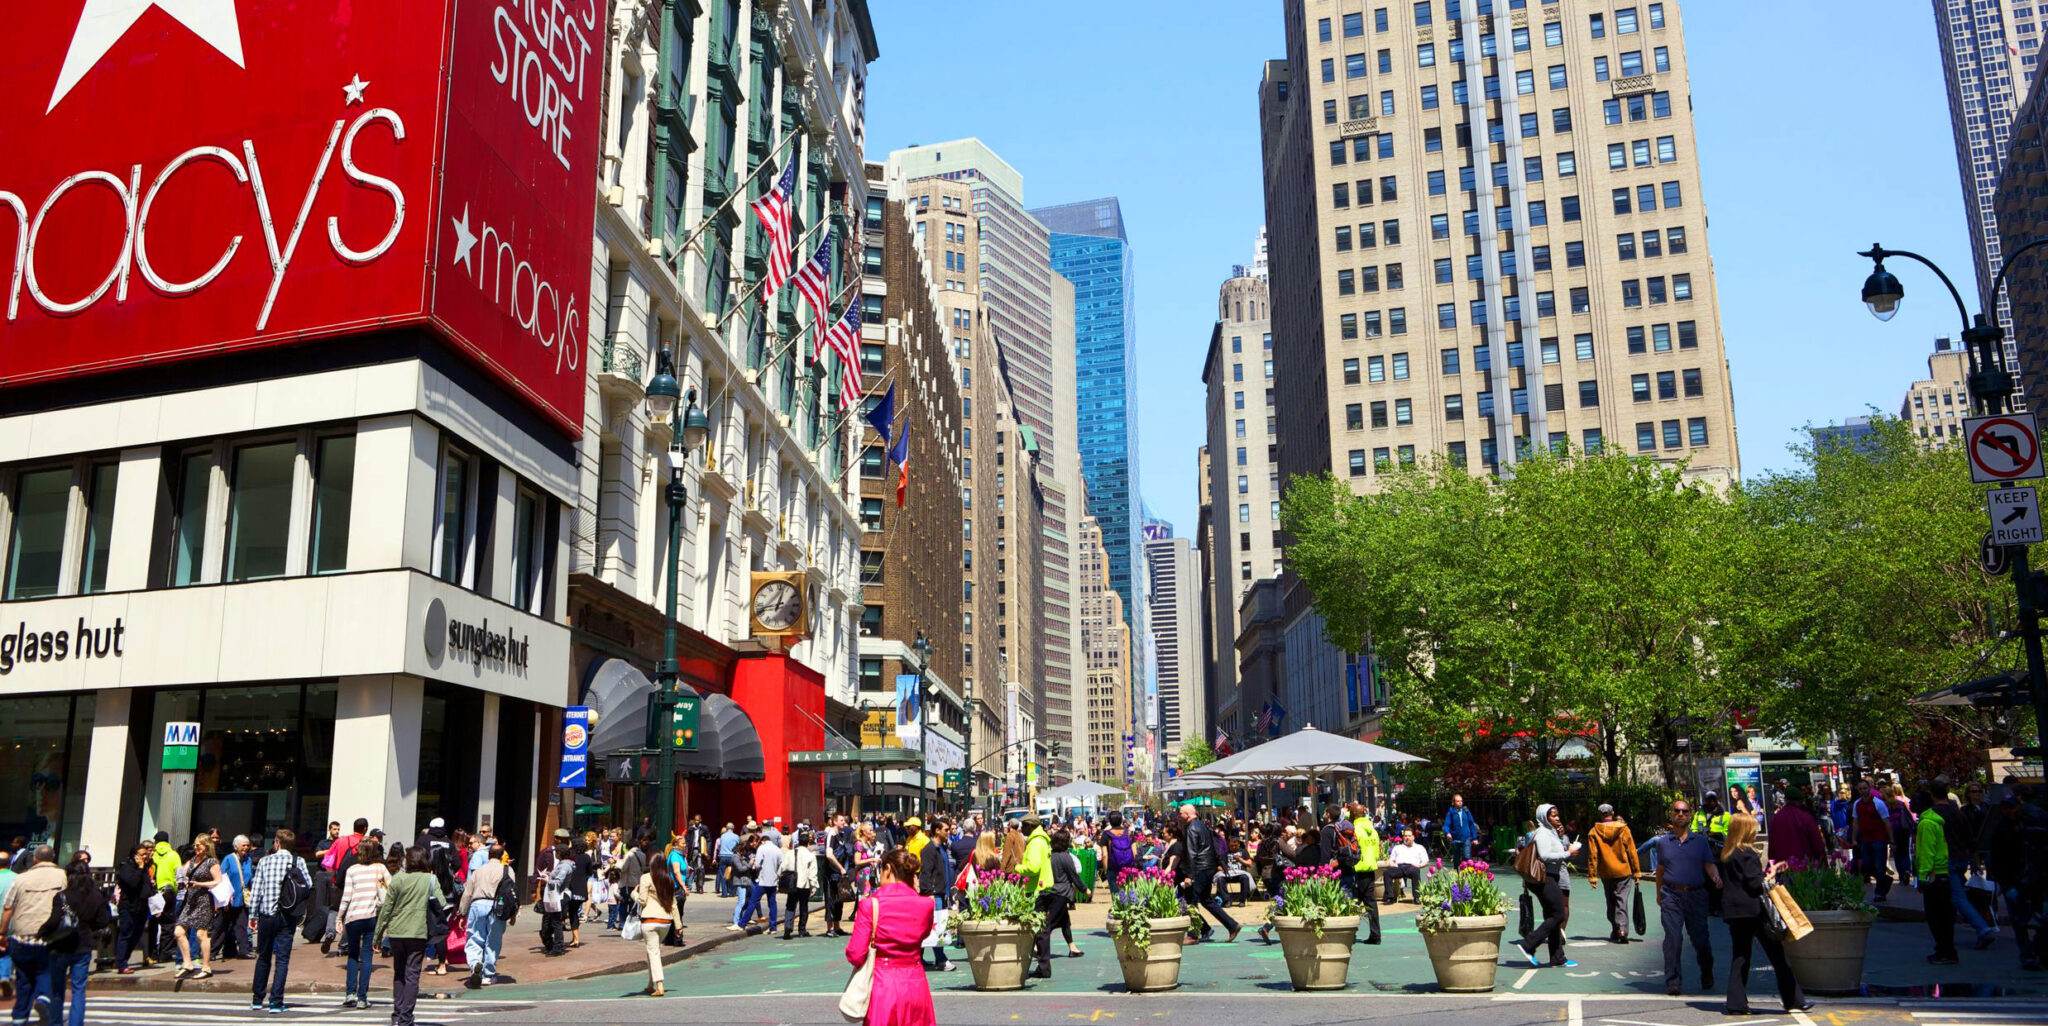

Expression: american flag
xmin=793 ymin=228 xmax=834 ymax=328
xmin=828 ymin=305 xmax=863 ymax=409
xmin=750 ymin=162 xmax=799 ymax=303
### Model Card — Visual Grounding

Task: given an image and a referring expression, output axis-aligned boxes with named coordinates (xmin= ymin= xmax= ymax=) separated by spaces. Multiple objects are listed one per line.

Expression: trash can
xmin=1075 ymin=846 xmax=1098 ymax=901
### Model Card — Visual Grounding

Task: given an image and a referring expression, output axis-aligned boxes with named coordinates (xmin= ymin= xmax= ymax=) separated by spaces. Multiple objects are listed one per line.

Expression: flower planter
xmin=1272 ymin=914 xmax=1359 ymax=990
xmin=1113 ymin=916 xmax=1192 ymax=992
xmin=1420 ymin=914 xmax=1507 ymax=993
xmin=958 ymin=919 xmax=1037 ymax=991
xmin=1784 ymin=909 xmax=1875 ymax=995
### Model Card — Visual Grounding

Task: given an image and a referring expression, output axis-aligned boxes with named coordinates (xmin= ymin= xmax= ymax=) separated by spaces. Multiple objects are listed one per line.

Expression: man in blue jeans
xmin=715 ymin=823 xmax=740 ymax=898
xmin=1445 ymin=794 xmax=1480 ymax=863
xmin=1 ymin=846 xmax=66 ymax=1026
xmin=247 ymin=828 xmax=312 ymax=1013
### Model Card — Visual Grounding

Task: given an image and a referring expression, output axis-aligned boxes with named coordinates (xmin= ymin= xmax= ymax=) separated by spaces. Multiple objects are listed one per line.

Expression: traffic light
xmin=671 ymin=695 xmax=701 ymax=751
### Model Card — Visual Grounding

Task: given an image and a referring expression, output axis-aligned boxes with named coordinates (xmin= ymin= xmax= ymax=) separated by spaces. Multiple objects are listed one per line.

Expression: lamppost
xmin=1857 ymin=243 xmax=2048 ymax=766
xmin=911 ymin=629 xmax=932 ymax=815
xmin=645 ymin=346 xmax=710 ymax=842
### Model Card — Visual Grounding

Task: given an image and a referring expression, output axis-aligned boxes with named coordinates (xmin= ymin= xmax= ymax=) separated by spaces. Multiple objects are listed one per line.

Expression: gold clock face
xmin=752 ymin=580 xmax=802 ymax=631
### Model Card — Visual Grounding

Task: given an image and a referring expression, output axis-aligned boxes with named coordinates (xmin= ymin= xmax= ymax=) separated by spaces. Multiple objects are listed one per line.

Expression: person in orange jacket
xmin=1585 ymin=804 xmax=1642 ymax=944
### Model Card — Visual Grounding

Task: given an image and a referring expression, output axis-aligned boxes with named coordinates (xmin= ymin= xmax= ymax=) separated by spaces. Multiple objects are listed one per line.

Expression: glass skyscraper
xmin=1032 ymin=197 xmax=1140 ymax=623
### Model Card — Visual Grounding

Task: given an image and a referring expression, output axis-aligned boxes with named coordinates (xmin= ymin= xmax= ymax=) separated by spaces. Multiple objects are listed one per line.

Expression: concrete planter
xmin=958 ymin=919 xmax=1037 ymax=991
xmin=1420 ymin=914 xmax=1508 ymax=993
xmin=1784 ymin=909 xmax=1875 ymax=995
xmin=1112 ymin=916 xmax=1192 ymax=992
xmin=1272 ymin=914 xmax=1359 ymax=991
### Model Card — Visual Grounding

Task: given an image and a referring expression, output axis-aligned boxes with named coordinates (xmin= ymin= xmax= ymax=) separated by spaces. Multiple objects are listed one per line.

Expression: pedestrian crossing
xmin=1907 ymin=1003 xmax=2048 ymax=1026
xmin=54 ymin=994 xmax=520 ymax=1025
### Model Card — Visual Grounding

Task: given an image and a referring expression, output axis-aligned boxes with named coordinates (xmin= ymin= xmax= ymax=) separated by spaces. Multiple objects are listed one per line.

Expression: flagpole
xmin=712 ymin=217 xmax=839 ymax=335
xmin=666 ymin=129 xmax=806 ymax=264
xmin=691 ymin=276 xmax=862 ymax=443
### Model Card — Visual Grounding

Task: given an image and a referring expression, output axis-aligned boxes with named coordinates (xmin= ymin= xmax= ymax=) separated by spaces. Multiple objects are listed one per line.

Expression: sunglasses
xmin=1671 ymin=807 xmax=1692 ymax=814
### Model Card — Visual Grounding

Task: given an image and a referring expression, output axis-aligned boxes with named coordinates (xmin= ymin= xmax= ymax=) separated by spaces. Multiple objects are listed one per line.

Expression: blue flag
xmin=864 ymin=383 xmax=896 ymax=447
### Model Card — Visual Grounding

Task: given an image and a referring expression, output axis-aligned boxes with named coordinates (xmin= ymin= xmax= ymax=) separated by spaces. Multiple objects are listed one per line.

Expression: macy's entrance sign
xmin=0 ymin=0 xmax=603 ymax=437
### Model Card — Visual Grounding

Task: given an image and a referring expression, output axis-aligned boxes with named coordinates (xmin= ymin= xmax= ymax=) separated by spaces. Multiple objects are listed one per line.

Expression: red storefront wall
xmin=727 ymin=652 xmax=826 ymax=825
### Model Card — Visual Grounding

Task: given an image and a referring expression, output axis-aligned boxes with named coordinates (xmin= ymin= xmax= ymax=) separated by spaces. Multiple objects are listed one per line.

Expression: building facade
xmin=568 ymin=0 xmax=877 ymax=832
xmin=1142 ymin=525 xmax=1202 ymax=762
xmin=1998 ymin=71 xmax=2048 ymax=409
xmin=1076 ymin=516 xmax=1132 ymax=784
xmin=1899 ymin=337 xmax=1974 ymax=445
xmin=1261 ymin=0 xmax=1741 ymax=494
xmin=1936 ymin=0 xmax=2043 ymax=382
xmin=1201 ymin=271 xmax=1283 ymax=745
xmin=890 ymin=141 xmax=1085 ymax=782
xmin=1032 ymin=198 xmax=1143 ymax=633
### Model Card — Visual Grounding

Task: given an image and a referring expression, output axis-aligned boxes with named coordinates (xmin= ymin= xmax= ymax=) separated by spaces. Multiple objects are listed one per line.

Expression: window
xmin=1557 ymin=151 xmax=1577 ymax=177
xmin=1540 ymin=337 xmax=1560 ymax=363
xmin=1633 ymin=138 xmax=1653 ymax=166
xmin=1431 ymin=213 xmax=1450 ymax=239
xmin=1637 ymin=422 xmax=1656 ymax=451
xmin=1662 ymin=180 xmax=1683 ymax=208
xmin=69 ymin=461 xmax=117 ymax=595
xmin=1590 ymin=12 xmax=1605 ymax=37
xmin=1333 ymin=182 xmax=1351 ymax=208
xmin=1652 ymin=323 xmax=1672 ymax=351
xmin=1344 ymin=11 xmax=1364 ymax=35
xmin=1637 ymin=183 xmax=1658 ymax=211
xmin=1523 ymin=112 xmax=1541 ymax=137
xmin=1438 ymin=303 xmax=1458 ymax=329
xmin=1370 ymin=401 xmax=1389 ymax=428
xmin=1668 ymin=226 xmax=1688 ymax=253
xmin=1377 ymin=7 xmax=1391 ymax=31
xmin=1368 ymin=355 xmax=1386 ymax=382
xmin=1575 ymin=334 xmax=1595 ymax=360
xmin=1532 ymin=245 xmax=1552 ymax=272
xmin=1649 ymin=3 xmax=1665 ymax=28
xmin=1387 ymin=263 xmax=1404 ymax=289
xmin=1663 ymin=420 xmax=1682 ymax=449
xmin=429 ymin=445 xmax=473 ymax=585
xmin=1319 ymin=17 xmax=1332 ymax=41
xmin=1627 ymin=326 xmax=1647 ymax=354
xmin=1553 ymin=107 xmax=1573 ymax=132
xmin=510 ymin=487 xmax=546 ymax=613
xmin=1543 ymin=382 xmax=1566 ymax=413
xmin=1617 ymin=7 xmax=1639 ymax=33
xmin=1343 ymin=358 xmax=1361 ymax=384
xmin=1688 ymin=417 xmax=1709 ymax=447
xmin=1642 ymin=229 xmax=1662 ymax=257
xmin=1419 ymin=42 xmax=1436 ymax=67
xmin=309 ymin=435 xmax=355 ymax=575
xmin=1374 ymin=447 xmax=1392 ymax=470
xmin=1414 ymin=0 xmax=1432 ymax=25
xmin=1609 ymin=142 xmax=1627 ymax=170
xmin=1350 ymin=94 xmax=1371 ymax=120
xmin=1673 ymin=273 xmax=1692 ymax=300
xmin=1395 ymin=398 xmax=1413 ymax=425
xmin=162 ymin=450 xmax=212 ymax=587
xmin=1381 ymin=175 xmax=1398 ymax=201
xmin=1566 ymin=240 xmax=1586 ymax=267
xmin=1621 ymin=50 xmax=1644 ymax=76
xmin=1421 ymin=85 xmax=1440 ymax=110
xmin=1513 ymin=25 xmax=1532 ymax=51
xmin=1390 ymin=308 xmax=1408 ymax=334
xmin=1238 ymin=475 xmax=1250 ymax=494
xmin=1379 ymin=49 xmax=1393 ymax=73
xmin=1392 ymin=351 xmax=1409 ymax=378
xmin=1526 ymin=155 xmax=1546 ymax=182
xmin=1653 ymin=91 xmax=1672 ymax=117
xmin=1654 ymin=46 xmax=1670 ymax=72
xmin=1648 ymin=276 xmax=1668 ymax=304
xmin=1324 ymin=99 xmax=1338 ymax=126
xmin=1434 ymin=257 xmax=1453 ymax=284
xmin=1517 ymin=69 xmax=1535 ymax=94
xmin=1580 ymin=427 xmax=1603 ymax=454
xmin=1346 ymin=404 xmax=1365 ymax=430
xmin=1623 ymin=279 xmax=1643 ymax=307
xmin=1336 ymin=226 xmax=1352 ymax=251
xmin=1613 ymin=187 xmax=1632 ymax=214
xmin=1426 ymin=126 xmax=1444 ymax=152
xmin=1340 ymin=312 xmax=1358 ymax=339
xmin=1569 ymin=285 xmax=1591 ymax=314
xmin=1475 ymin=344 xmax=1492 ymax=372
xmin=1678 ymin=320 xmax=1698 ymax=348
xmin=1545 ymin=20 xmax=1563 ymax=46
xmin=1632 ymin=374 xmax=1652 ymax=402
xmin=1338 ymin=268 xmax=1356 ymax=295
xmin=1346 ymin=53 xmax=1367 ymax=78
xmin=1657 ymin=370 xmax=1677 ymax=400
xmin=1682 ymin=367 xmax=1703 ymax=397
xmin=1398 ymin=444 xmax=1417 ymax=467
xmin=5 ymin=468 xmax=69 ymax=599
xmin=1349 ymin=450 xmax=1368 ymax=477
xmin=1384 ymin=219 xmax=1400 ymax=244
xmin=1438 ymin=348 xmax=1460 ymax=377
xmin=1361 ymin=221 xmax=1378 ymax=247
xmin=1321 ymin=58 xmax=1335 ymax=83
xmin=1549 ymin=64 xmax=1568 ymax=90
xmin=223 ymin=441 xmax=296 ymax=583
xmin=1562 ymin=195 xmax=1582 ymax=222
xmin=1604 ymin=98 xmax=1622 ymax=125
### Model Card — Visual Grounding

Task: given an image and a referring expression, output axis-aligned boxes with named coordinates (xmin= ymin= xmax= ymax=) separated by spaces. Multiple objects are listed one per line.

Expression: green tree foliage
xmin=1281 ymin=424 xmax=2010 ymax=786
xmin=1175 ymin=738 xmax=1218 ymax=772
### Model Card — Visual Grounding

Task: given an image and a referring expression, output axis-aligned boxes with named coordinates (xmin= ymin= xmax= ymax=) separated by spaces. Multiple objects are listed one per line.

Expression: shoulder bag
xmin=838 ymin=896 xmax=879 ymax=1023
xmin=1513 ymin=840 xmax=1547 ymax=884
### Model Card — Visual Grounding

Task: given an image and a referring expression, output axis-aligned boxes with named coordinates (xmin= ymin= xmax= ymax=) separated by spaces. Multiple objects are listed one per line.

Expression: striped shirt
xmin=337 ymin=864 xmax=391 ymax=923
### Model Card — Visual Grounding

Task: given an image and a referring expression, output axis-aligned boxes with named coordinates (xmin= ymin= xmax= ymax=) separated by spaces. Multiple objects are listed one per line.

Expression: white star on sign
xmin=343 ymin=74 xmax=369 ymax=105
xmin=48 ymin=0 xmax=247 ymax=113
xmin=451 ymin=204 xmax=477 ymax=273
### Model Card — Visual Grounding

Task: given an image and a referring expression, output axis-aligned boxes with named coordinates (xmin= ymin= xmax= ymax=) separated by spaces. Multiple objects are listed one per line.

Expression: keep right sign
xmin=1965 ymin=413 xmax=2045 ymax=484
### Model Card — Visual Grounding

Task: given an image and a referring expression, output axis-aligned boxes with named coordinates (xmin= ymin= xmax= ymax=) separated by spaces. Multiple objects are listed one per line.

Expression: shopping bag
xmin=1518 ymin=889 xmax=1535 ymax=937
xmin=839 ymin=898 xmax=878 ymax=1023
xmin=445 ymin=915 xmax=469 ymax=968
xmin=1632 ymin=885 xmax=1647 ymax=936
xmin=622 ymin=915 xmax=643 ymax=942
xmin=1767 ymin=885 xmax=1813 ymax=942
xmin=922 ymin=907 xmax=951 ymax=949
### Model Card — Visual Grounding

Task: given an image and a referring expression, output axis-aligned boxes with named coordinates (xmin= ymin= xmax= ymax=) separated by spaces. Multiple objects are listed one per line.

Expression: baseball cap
xmin=1703 ymin=790 xmax=1719 ymax=799
xmin=429 ymin=817 xmax=446 ymax=829
xmin=1597 ymin=803 xmax=1615 ymax=816
xmin=903 ymin=816 xmax=923 ymax=829
xmin=554 ymin=827 xmax=573 ymax=840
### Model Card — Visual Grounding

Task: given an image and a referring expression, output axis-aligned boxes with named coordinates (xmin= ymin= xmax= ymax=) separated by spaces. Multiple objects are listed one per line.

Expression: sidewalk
xmin=83 ymin=883 xmax=818 ymax=995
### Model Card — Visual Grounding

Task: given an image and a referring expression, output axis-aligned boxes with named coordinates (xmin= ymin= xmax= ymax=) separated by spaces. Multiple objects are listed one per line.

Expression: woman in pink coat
xmin=843 ymin=847 xmax=936 ymax=1026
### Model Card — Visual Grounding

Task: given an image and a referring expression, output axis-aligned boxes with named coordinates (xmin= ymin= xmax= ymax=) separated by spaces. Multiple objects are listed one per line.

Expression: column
xmin=476 ymin=693 xmax=501 ymax=834
xmin=328 ymin=674 xmax=425 ymax=842
xmin=105 ymin=448 xmax=160 ymax=591
xmin=347 ymin=415 xmax=440 ymax=574
xmin=79 ymin=690 xmax=134 ymax=866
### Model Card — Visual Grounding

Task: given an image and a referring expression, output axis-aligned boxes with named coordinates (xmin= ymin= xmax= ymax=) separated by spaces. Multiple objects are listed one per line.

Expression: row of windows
xmin=1337 ymin=264 xmax=1406 ymax=294
xmin=1630 ymin=368 xmax=1708 ymax=402
xmin=1619 ymin=274 xmax=1695 ymax=306
xmin=1326 ymin=94 xmax=1673 ymax=170
xmin=1617 ymin=227 xmax=1689 ymax=259
xmin=1612 ymin=181 xmax=1686 ymax=214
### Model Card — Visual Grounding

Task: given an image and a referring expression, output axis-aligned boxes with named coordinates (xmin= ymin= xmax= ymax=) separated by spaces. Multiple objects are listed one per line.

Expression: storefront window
xmin=6 ymin=468 xmax=70 ymax=599
xmin=80 ymin=462 xmax=119 ymax=594
xmin=511 ymin=488 xmax=541 ymax=612
xmin=167 ymin=451 xmax=212 ymax=587
xmin=144 ymin=684 xmax=336 ymax=845
xmin=0 ymin=694 xmax=95 ymax=855
xmin=226 ymin=442 xmax=294 ymax=582
xmin=436 ymin=449 xmax=471 ymax=584
xmin=310 ymin=435 xmax=355 ymax=575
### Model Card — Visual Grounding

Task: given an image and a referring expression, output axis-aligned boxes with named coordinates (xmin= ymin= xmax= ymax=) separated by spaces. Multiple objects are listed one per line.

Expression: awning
xmin=704 ymin=693 xmax=765 ymax=781
xmin=789 ymin=747 xmax=923 ymax=768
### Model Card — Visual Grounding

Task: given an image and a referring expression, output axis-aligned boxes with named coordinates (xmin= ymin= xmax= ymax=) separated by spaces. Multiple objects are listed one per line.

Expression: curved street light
xmin=645 ymin=345 xmax=706 ymax=841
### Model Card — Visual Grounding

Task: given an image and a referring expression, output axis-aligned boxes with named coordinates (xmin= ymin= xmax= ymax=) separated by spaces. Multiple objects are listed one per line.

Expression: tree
xmin=1175 ymin=737 xmax=1218 ymax=773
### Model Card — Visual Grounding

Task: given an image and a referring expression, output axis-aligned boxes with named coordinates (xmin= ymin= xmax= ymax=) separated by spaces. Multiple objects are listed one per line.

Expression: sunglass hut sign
xmin=0 ymin=0 xmax=604 ymax=437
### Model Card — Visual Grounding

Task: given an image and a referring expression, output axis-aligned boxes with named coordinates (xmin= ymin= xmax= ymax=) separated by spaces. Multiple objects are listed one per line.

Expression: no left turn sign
xmin=1965 ymin=413 xmax=2045 ymax=483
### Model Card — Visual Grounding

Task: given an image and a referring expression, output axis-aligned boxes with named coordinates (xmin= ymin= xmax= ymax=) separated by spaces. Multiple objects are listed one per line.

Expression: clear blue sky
xmin=864 ymin=2 xmax=1980 ymax=537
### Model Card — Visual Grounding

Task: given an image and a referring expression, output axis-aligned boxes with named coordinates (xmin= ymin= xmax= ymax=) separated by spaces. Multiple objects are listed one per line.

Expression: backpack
xmin=1107 ymin=831 xmax=1136 ymax=874
xmin=276 ymin=858 xmax=311 ymax=921
xmin=492 ymin=869 xmax=520 ymax=923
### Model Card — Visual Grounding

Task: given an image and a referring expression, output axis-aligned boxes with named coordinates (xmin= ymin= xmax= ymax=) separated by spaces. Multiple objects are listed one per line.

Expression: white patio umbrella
xmin=1037 ymin=779 xmax=1127 ymax=802
xmin=1202 ymin=725 xmax=1424 ymax=814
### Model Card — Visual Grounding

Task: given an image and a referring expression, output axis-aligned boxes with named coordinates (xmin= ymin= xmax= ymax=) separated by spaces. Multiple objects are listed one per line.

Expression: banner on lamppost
xmin=559 ymin=706 xmax=591 ymax=788
xmin=895 ymin=674 xmax=922 ymax=749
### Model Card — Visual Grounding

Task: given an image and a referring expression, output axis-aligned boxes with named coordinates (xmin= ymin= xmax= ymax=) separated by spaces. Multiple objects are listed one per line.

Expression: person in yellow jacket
xmin=1345 ymin=804 xmax=1384 ymax=944
xmin=1020 ymin=817 xmax=1059 ymax=979
xmin=146 ymin=831 xmax=182 ymax=965
xmin=1914 ymin=793 xmax=1960 ymax=964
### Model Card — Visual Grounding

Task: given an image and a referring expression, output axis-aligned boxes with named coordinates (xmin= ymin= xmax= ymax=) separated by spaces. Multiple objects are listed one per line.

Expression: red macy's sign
xmin=0 ymin=0 xmax=603 ymax=436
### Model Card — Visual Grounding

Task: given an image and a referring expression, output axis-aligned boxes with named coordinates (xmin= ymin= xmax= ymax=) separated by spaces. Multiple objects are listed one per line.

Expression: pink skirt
xmin=864 ymin=960 xmax=936 ymax=1026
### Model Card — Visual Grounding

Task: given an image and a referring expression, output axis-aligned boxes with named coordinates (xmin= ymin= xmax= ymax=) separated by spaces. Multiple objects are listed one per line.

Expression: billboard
xmin=1 ymin=0 xmax=602 ymax=436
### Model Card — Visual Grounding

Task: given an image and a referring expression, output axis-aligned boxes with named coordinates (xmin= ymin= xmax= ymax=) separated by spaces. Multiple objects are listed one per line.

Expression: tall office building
xmin=1200 ymin=270 xmax=1282 ymax=744
xmin=890 ymin=141 xmax=1087 ymax=781
xmin=1935 ymin=0 xmax=2043 ymax=385
xmin=1033 ymin=198 xmax=1142 ymax=627
xmin=1261 ymin=0 xmax=1740 ymax=498
xmin=1143 ymin=523 xmax=1202 ymax=762
xmin=1899 ymin=337 xmax=1973 ymax=447
xmin=1077 ymin=516 xmax=1133 ymax=783
xmin=1998 ymin=72 xmax=2048 ymax=408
